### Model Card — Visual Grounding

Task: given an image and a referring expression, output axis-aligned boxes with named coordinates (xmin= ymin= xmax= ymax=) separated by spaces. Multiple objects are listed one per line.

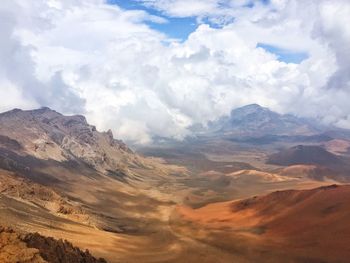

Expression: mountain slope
xmin=267 ymin=145 xmax=343 ymax=166
xmin=174 ymin=184 xmax=350 ymax=262
xmin=0 ymin=168 xmax=93 ymax=226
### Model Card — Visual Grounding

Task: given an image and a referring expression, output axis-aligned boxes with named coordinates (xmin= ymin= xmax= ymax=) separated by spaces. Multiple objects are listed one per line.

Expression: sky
xmin=0 ymin=0 xmax=349 ymax=143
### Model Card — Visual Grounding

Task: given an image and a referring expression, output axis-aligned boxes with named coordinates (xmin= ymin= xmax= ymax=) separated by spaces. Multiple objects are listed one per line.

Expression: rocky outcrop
xmin=0 ymin=226 xmax=107 ymax=263
xmin=0 ymin=227 xmax=45 ymax=263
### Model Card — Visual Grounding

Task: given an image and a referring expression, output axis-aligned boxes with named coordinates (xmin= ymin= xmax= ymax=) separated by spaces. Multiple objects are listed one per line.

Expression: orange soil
xmin=175 ymin=185 xmax=350 ymax=262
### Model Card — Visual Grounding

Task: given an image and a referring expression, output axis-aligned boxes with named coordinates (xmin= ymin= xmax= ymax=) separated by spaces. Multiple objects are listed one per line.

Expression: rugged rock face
xmin=0 ymin=227 xmax=45 ymax=263
xmin=23 ymin=233 xmax=107 ymax=263
xmin=0 ymin=107 xmax=139 ymax=173
xmin=0 ymin=226 xmax=107 ymax=263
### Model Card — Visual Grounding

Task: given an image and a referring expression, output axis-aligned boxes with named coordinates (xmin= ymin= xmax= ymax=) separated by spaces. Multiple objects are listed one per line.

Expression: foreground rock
xmin=0 ymin=226 xmax=107 ymax=263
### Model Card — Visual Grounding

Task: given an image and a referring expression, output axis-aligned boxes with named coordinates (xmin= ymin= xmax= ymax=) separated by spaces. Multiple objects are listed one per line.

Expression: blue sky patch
xmin=257 ymin=43 xmax=308 ymax=64
xmin=148 ymin=17 xmax=197 ymax=41
xmin=107 ymin=0 xmax=197 ymax=40
xmin=243 ymin=0 xmax=270 ymax=8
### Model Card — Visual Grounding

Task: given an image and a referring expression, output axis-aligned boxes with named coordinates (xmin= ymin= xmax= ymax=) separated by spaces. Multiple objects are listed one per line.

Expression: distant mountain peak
xmin=235 ymin=103 xmax=265 ymax=111
xmin=38 ymin=106 xmax=54 ymax=111
xmin=230 ymin=104 xmax=273 ymax=118
xmin=1 ymin=107 xmax=90 ymax=126
xmin=201 ymin=104 xmax=322 ymax=138
xmin=1 ymin=107 xmax=58 ymax=118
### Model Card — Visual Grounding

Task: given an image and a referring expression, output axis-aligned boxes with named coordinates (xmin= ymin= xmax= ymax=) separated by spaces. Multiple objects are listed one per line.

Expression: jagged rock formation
xmin=0 ymin=226 xmax=106 ymax=263
xmin=0 ymin=107 xmax=138 ymax=173
xmin=0 ymin=227 xmax=45 ymax=263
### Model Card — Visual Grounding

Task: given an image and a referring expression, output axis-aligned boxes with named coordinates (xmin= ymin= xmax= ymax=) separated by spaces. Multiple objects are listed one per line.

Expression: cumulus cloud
xmin=0 ymin=0 xmax=350 ymax=143
xmin=140 ymin=0 xmax=220 ymax=18
xmin=0 ymin=1 xmax=85 ymax=113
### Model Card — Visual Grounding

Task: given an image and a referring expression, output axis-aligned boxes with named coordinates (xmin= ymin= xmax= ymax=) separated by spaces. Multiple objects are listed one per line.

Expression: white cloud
xmin=0 ymin=0 xmax=350 ymax=143
xmin=140 ymin=0 xmax=219 ymax=17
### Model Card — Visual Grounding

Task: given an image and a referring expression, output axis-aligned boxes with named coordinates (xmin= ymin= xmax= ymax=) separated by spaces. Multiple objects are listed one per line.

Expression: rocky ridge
xmin=0 ymin=107 xmax=139 ymax=174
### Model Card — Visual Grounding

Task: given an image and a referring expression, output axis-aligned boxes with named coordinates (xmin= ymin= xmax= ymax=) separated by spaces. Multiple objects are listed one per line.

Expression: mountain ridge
xmin=0 ymin=107 xmax=139 ymax=174
xmin=208 ymin=104 xmax=324 ymax=137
